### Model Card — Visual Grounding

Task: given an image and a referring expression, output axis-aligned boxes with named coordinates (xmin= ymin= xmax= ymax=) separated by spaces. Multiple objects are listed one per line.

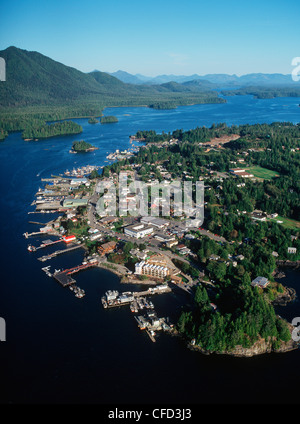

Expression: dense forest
xmin=131 ymin=123 xmax=300 ymax=221
xmin=22 ymin=120 xmax=82 ymax=140
xmin=177 ymin=284 xmax=291 ymax=353
xmin=0 ymin=46 xmax=226 ymax=141
xmin=100 ymin=115 xmax=118 ymax=124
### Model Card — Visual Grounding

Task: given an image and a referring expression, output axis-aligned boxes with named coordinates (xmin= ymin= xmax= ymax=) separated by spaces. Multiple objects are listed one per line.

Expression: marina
xmin=101 ymin=284 xmax=171 ymax=309
xmin=63 ymin=165 xmax=100 ymax=177
xmin=101 ymin=286 xmax=173 ymax=342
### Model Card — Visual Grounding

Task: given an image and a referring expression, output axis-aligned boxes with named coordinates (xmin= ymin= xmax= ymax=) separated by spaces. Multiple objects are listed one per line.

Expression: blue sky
xmin=1 ymin=0 xmax=300 ymax=76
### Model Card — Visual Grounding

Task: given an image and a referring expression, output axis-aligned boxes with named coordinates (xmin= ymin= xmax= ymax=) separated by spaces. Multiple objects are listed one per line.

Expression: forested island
xmin=222 ymin=86 xmax=300 ymax=99
xmin=71 ymin=140 xmax=98 ymax=152
xmin=22 ymin=121 xmax=82 ymax=140
xmin=100 ymin=115 xmax=118 ymax=124
xmin=88 ymin=117 xmax=99 ymax=124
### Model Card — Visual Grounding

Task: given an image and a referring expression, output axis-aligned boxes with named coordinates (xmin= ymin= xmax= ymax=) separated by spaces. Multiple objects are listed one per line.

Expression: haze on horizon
xmin=1 ymin=0 xmax=299 ymax=77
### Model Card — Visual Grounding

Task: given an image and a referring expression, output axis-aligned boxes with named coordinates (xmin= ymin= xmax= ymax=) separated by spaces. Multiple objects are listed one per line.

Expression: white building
xmin=124 ymin=223 xmax=154 ymax=239
xmin=135 ymin=261 xmax=169 ymax=278
xmin=140 ymin=216 xmax=169 ymax=229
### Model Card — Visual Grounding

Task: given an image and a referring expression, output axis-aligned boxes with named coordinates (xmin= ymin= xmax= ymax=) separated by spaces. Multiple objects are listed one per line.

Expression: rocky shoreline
xmin=272 ymin=287 xmax=297 ymax=306
xmin=187 ymin=326 xmax=299 ymax=358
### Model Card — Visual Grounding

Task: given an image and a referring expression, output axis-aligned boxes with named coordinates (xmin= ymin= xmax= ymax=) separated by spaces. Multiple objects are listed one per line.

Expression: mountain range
xmin=0 ymin=46 xmax=299 ymax=113
xmin=109 ymin=70 xmax=299 ymax=87
xmin=0 ymin=47 xmax=222 ymax=109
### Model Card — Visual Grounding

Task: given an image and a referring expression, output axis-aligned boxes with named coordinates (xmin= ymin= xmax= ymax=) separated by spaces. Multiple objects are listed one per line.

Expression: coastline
xmin=187 ymin=326 xmax=299 ymax=358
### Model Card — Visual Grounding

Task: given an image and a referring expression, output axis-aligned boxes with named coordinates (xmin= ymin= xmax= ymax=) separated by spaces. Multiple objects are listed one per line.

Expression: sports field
xmin=246 ymin=166 xmax=280 ymax=180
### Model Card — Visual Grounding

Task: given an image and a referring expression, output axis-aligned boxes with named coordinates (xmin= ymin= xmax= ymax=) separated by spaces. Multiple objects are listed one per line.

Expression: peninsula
xmin=25 ymin=121 xmax=300 ymax=356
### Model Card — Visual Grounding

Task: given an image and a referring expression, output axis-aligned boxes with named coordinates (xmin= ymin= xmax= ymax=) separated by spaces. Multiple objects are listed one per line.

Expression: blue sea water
xmin=0 ymin=95 xmax=299 ymax=404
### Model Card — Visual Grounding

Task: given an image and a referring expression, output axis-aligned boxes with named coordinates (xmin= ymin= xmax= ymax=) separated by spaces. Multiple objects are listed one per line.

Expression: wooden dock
xmin=53 ymin=262 xmax=97 ymax=287
xmin=37 ymin=243 xmax=83 ymax=261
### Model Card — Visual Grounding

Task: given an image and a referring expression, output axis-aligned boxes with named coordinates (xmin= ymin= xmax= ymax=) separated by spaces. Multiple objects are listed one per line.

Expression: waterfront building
xmin=135 ymin=261 xmax=169 ymax=278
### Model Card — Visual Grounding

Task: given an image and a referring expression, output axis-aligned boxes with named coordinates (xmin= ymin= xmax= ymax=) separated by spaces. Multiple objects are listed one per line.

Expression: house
xmin=209 ymin=254 xmax=220 ymax=261
xmin=100 ymin=216 xmax=119 ymax=225
xmin=98 ymin=241 xmax=117 ymax=256
xmin=130 ymin=249 xmax=149 ymax=261
xmin=251 ymin=276 xmax=269 ymax=289
xmin=288 ymin=247 xmax=297 ymax=254
xmin=251 ymin=211 xmax=267 ymax=222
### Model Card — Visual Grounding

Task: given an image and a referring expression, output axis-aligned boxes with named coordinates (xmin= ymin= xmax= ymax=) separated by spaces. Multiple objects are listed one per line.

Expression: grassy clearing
xmin=246 ymin=166 xmax=280 ymax=180
xmin=269 ymin=215 xmax=300 ymax=230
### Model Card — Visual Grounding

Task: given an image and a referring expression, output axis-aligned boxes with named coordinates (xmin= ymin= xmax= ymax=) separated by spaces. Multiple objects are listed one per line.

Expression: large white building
xmin=124 ymin=223 xmax=154 ymax=239
xmin=135 ymin=261 xmax=169 ymax=278
xmin=140 ymin=216 xmax=170 ymax=229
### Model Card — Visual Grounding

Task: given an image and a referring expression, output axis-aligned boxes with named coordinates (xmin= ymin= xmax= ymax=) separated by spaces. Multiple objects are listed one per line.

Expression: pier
xmin=53 ymin=261 xmax=98 ymax=287
xmin=37 ymin=243 xmax=83 ymax=262
xmin=24 ymin=231 xmax=56 ymax=238
xmin=28 ymin=238 xmax=64 ymax=252
xmin=101 ymin=285 xmax=171 ymax=309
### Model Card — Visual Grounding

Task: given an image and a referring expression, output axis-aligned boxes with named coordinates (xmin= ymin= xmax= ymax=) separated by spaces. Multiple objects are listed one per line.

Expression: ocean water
xmin=0 ymin=95 xmax=299 ymax=404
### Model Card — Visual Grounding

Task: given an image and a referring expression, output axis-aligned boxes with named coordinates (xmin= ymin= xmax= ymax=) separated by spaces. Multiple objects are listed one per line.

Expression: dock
xmin=101 ymin=284 xmax=171 ymax=309
xmin=37 ymin=243 xmax=83 ymax=261
xmin=53 ymin=261 xmax=98 ymax=287
xmin=134 ymin=312 xmax=172 ymax=342
xmin=27 ymin=238 xmax=64 ymax=252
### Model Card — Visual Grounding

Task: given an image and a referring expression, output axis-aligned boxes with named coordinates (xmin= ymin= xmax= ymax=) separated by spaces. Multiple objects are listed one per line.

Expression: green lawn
xmin=269 ymin=215 xmax=300 ymax=230
xmin=246 ymin=166 xmax=280 ymax=180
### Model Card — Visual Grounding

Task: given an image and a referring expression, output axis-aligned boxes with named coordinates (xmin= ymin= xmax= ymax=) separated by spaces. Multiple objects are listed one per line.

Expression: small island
xmin=88 ymin=117 xmax=99 ymax=124
xmin=70 ymin=140 xmax=98 ymax=153
xmin=100 ymin=115 xmax=118 ymax=124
